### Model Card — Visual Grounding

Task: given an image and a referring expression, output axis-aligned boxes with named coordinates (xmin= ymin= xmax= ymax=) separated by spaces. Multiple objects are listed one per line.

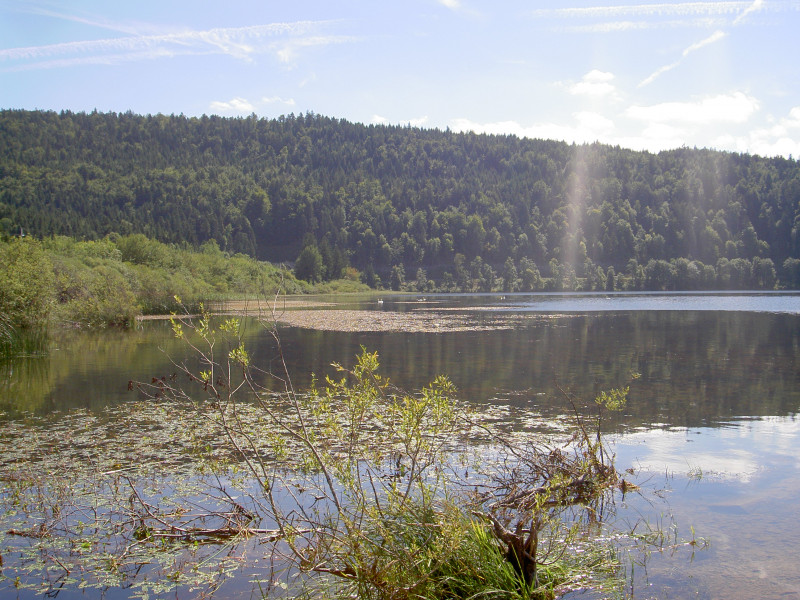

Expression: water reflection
xmin=612 ymin=416 xmax=800 ymax=599
xmin=270 ymin=310 xmax=800 ymax=430
xmin=2 ymin=293 xmax=800 ymax=599
xmin=497 ymin=290 xmax=800 ymax=313
xmin=3 ymin=300 xmax=800 ymax=431
xmin=1 ymin=322 xmax=184 ymax=414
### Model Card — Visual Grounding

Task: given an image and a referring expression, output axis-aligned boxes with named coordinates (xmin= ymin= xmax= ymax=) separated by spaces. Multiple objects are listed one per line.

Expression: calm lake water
xmin=2 ymin=291 xmax=799 ymax=598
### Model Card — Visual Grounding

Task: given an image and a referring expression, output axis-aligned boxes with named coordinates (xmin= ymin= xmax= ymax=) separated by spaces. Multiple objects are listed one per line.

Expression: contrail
xmin=0 ymin=21 xmax=348 ymax=70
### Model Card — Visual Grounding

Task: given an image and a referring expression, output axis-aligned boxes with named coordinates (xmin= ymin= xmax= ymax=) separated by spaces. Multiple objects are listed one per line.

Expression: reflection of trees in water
xmin=618 ymin=312 xmax=800 ymax=427
xmin=268 ymin=312 xmax=800 ymax=430
xmin=1 ymin=322 xmax=198 ymax=415
xmin=0 ymin=355 xmax=52 ymax=414
xmin=3 ymin=312 xmax=799 ymax=429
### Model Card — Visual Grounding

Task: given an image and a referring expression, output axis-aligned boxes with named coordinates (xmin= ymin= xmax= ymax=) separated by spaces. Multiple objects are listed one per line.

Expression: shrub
xmin=57 ymin=263 xmax=139 ymax=327
xmin=0 ymin=237 xmax=54 ymax=329
xmin=129 ymin=311 xmax=629 ymax=599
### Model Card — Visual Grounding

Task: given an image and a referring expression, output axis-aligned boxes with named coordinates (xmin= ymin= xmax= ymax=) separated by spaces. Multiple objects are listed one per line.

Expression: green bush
xmin=3 ymin=233 xmax=353 ymax=328
xmin=0 ymin=237 xmax=54 ymax=329
xmin=340 ymin=503 xmax=532 ymax=600
xmin=115 ymin=233 xmax=171 ymax=267
xmin=57 ymin=263 xmax=139 ymax=327
xmin=129 ymin=264 xmax=207 ymax=315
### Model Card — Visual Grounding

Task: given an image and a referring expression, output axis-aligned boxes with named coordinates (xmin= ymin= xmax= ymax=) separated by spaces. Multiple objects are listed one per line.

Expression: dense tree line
xmin=2 ymin=109 xmax=800 ymax=290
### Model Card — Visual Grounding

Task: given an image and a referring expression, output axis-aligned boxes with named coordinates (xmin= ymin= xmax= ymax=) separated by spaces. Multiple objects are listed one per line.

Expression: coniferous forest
xmin=2 ymin=109 xmax=800 ymax=291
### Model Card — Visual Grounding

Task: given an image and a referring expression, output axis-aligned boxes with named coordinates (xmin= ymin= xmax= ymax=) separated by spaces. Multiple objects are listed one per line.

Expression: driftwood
xmin=474 ymin=510 xmax=541 ymax=585
xmin=7 ymin=527 xmax=48 ymax=539
xmin=123 ymin=475 xmax=311 ymax=544
xmin=493 ymin=473 xmax=593 ymax=510
xmin=144 ymin=526 xmax=307 ymax=542
xmin=474 ymin=435 xmax=624 ymax=589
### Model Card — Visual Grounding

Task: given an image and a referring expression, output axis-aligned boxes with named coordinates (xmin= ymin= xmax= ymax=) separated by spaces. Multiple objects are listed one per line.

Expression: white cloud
xmin=209 ymin=97 xmax=255 ymax=114
xmin=615 ymin=123 xmax=690 ymax=153
xmin=372 ymin=114 xmax=429 ymax=127
xmin=615 ymin=99 xmax=800 ymax=157
xmin=451 ymin=111 xmax=615 ymax=144
xmin=434 ymin=0 xmax=483 ymax=19
xmin=262 ymin=96 xmax=296 ymax=106
xmin=568 ymin=70 xmax=618 ymax=98
xmin=211 ymin=95 xmax=301 ymax=115
xmin=449 ymin=99 xmax=800 ymax=158
xmin=715 ymin=105 xmax=800 ymax=157
xmin=575 ymin=111 xmax=615 ymax=134
xmin=615 ymin=417 xmax=800 ymax=482
xmin=451 ymin=118 xmax=518 ymax=137
xmin=0 ymin=21 xmax=352 ymax=71
xmin=626 ymin=91 xmax=759 ymax=124
xmin=615 ymin=426 xmax=762 ymax=482
xmin=719 ymin=134 xmax=800 ymax=158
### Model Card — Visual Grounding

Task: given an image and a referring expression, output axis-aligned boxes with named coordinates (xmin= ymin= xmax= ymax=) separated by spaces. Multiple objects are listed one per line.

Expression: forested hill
xmin=2 ymin=108 xmax=800 ymax=291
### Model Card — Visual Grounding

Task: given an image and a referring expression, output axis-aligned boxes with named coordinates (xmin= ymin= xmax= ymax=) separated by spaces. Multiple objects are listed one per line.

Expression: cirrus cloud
xmin=0 ymin=20 xmax=355 ymax=72
xmin=639 ymin=29 xmax=727 ymax=87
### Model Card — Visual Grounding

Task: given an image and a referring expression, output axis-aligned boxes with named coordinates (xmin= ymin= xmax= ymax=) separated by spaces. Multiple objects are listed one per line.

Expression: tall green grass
xmin=0 ymin=312 xmax=12 ymax=357
xmin=0 ymin=313 xmax=48 ymax=358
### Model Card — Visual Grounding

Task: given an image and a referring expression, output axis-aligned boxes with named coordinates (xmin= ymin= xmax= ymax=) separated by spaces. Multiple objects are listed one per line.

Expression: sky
xmin=1 ymin=0 xmax=799 ymax=158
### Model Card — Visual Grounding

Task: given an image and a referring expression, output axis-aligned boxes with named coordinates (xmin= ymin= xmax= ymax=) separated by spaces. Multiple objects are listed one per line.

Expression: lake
xmin=2 ymin=291 xmax=799 ymax=598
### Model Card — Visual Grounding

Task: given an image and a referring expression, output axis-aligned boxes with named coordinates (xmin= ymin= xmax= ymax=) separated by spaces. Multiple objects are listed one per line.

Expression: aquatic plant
xmin=131 ymin=303 xmax=632 ymax=598
xmin=0 ymin=311 xmax=49 ymax=359
xmin=0 ymin=312 xmax=12 ymax=356
xmin=0 ymin=301 xmax=672 ymax=599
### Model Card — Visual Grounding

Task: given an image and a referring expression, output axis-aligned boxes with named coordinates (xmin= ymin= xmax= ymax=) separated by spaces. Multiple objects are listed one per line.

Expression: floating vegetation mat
xmin=0 ymin=398 xmax=563 ymax=482
xmin=0 ymin=394 xmax=586 ymax=598
xmin=141 ymin=297 xmax=581 ymax=332
xmin=270 ymin=308 xmax=524 ymax=332
xmin=0 ymin=404 xmax=257 ymax=598
xmin=0 ymin=399 xmax=516 ymax=597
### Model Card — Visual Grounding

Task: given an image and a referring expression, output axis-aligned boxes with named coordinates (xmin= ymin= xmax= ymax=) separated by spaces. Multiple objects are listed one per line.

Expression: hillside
xmin=2 ymin=109 xmax=799 ymax=290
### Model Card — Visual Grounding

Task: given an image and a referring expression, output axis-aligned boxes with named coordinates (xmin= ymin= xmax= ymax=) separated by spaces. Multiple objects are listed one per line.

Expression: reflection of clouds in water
xmin=615 ymin=416 xmax=800 ymax=599
xmin=612 ymin=417 xmax=800 ymax=482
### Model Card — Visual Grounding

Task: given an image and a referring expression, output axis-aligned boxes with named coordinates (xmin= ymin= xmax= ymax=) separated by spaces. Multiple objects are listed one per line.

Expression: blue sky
xmin=1 ymin=0 xmax=799 ymax=157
